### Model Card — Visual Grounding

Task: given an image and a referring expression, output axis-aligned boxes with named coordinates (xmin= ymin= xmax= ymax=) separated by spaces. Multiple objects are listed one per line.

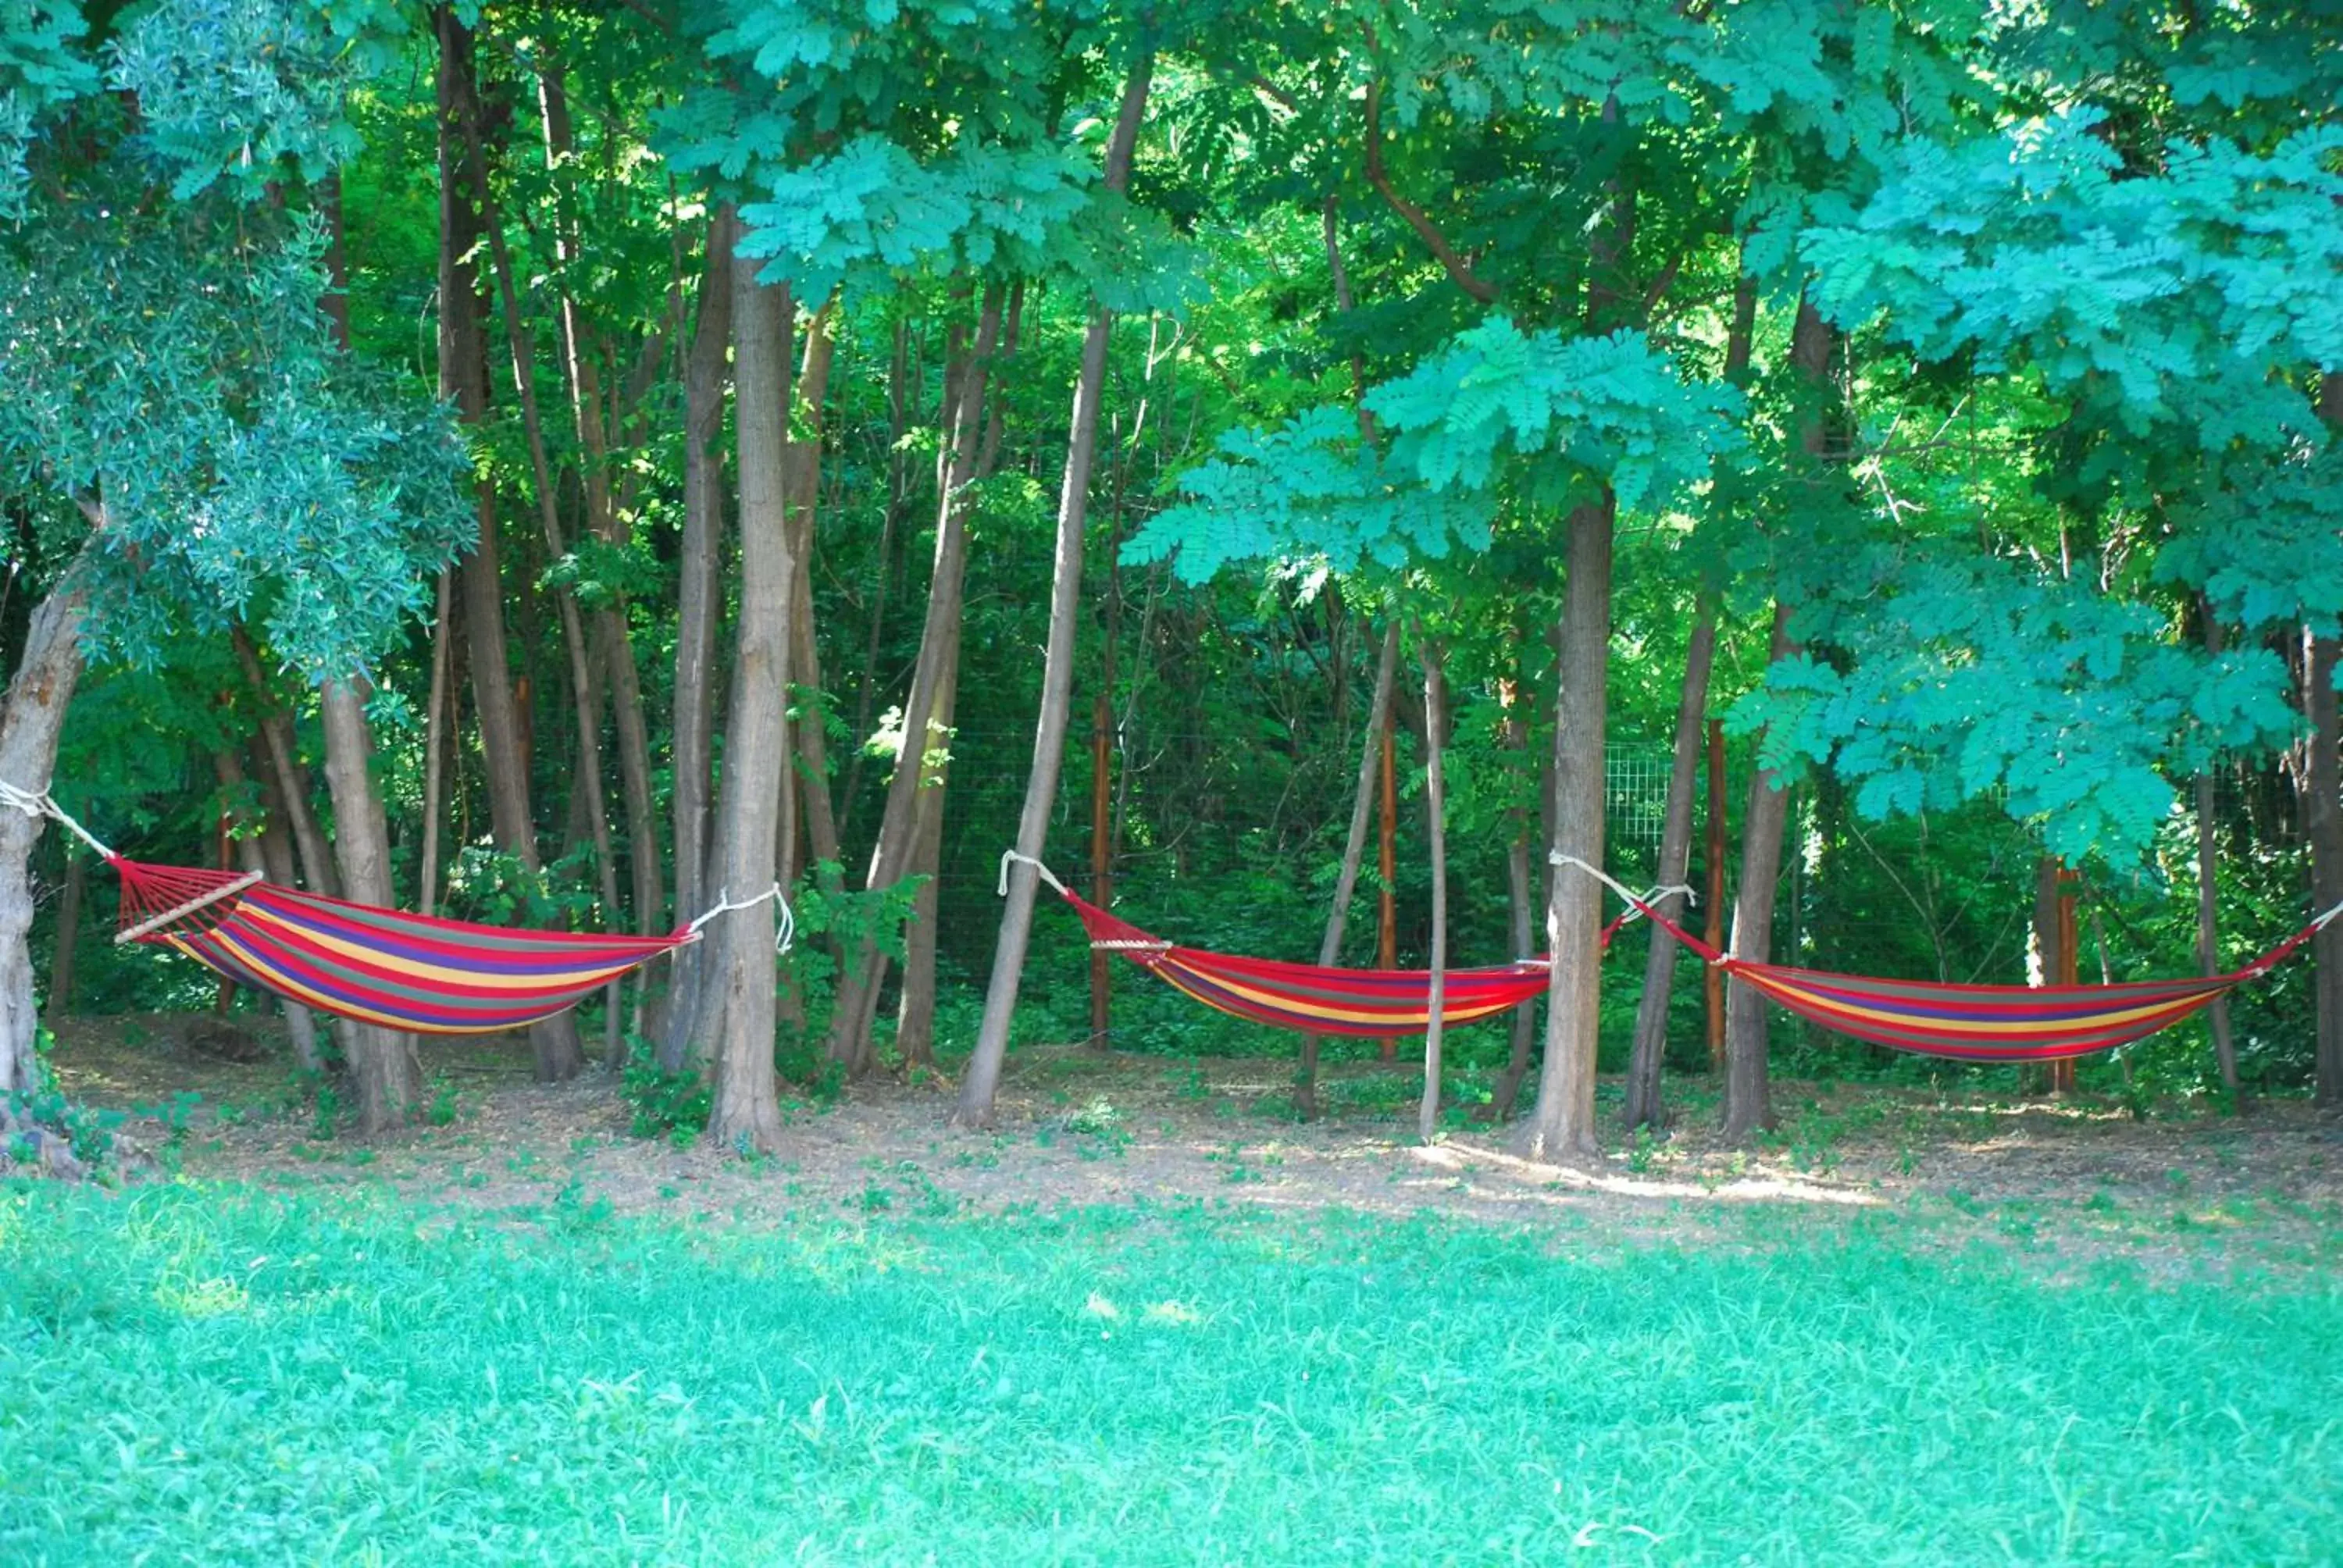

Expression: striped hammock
xmin=1060 ymin=889 xmax=1629 ymax=1037
xmin=110 ymin=858 xmax=695 ymax=1035
xmin=1569 ymin=862 xmax=2340 ymax=1063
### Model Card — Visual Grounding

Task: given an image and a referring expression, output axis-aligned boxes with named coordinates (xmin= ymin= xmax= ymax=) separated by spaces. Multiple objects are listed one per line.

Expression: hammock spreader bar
xmin=1552 ymin=856 xmax=2343 ymax=1063
xmin=108 ymin=857 xmax=698 ymax=1035
xmin=1051 ymin=885 xmax=1628 ymax=1039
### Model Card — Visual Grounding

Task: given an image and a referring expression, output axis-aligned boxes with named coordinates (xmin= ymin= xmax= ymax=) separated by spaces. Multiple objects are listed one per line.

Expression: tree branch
xmin=1361 ymin=78 xmax=1496 ymax=305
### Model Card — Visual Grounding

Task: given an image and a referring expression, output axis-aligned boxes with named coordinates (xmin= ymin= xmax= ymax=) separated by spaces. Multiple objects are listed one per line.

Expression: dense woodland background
xmin=3 ymin=0 xmax=2341 ymax=1153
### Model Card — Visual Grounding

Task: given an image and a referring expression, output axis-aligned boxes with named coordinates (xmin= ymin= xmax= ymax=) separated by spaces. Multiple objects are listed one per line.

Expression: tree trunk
xmin=45 ymin=843 xmax=83 ymax=1024
xmin=1293 ymin=622 xmax=1400 ymax=1119
xmin=826 ymin=284 xmax=1004 ymax=1075
xmin=665 ymin=208 xmax=736 ymax=1070
xmin=695 ymin=262 xmax=795 ymax=1153
xmin=1625 ymin=605 xmax=1717 ymax=1131
xmin=959 ymin=53 xmax=1156 ymax=1126
xmin=439 ymin=8 xmax=581 ymax=1082
xmin=2193 ymin=607 xmax=2238 ymax=1094
xmin=2303 ymin=629 xmax=2343 ymax=1107
xmin=784 ymin=305 xmax=842 ymax=878
xmin=1723 ymin=606 xmax=1798 ymax=1142
xmin=212 ymin=750 xmax=319 ymax=1070
xmin=0 ymin=580 xmax=89 ymax=1096
xmin=537 ymin=59 xmax=663 ymax=943
xmin=319 ymin=678 xmax=423 ymax=1132
xmin=1417 ymin=639 xmax=1450 ymax=1144
xmin=418 ymin=568 xmax=454 ymax=918
xmin=1516 ymin=491 xmax=1613 ymax=1164
xmin=232 ymin=629 xmax=338 ymax=898
xmin=2310 ymin=370 xmax=2343 ymax=1108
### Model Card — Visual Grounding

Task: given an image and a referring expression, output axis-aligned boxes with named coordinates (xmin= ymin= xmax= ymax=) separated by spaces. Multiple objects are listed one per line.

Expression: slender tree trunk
xmin=419 ymin=568 xmax=454 ymax=918
xmin=212 ymin=750 xmax=319 ymax=1070
xmin=959 ymin=54 xmax=1156 ymax=1125
xmin=46 ymin=845 xmax=83 ymax=1023
xmin=786 ymin=303 xmax=843 ymax=877
xmin=2194 ymin=607 xmax=2238 ymax=1094
xmin=2303 ymin=628 xmax=2343 ymax=1107
xmin=1724 ymin=606 xmax=1798 ymax=1142
xmin=826 ymin=284 xmax=1004 ymax=1074
xmin=695 ymin=263 xmax=795 ymax=1153
xmin=1704 ymin=718 xmax=1727 ymax=1069
xmin=439 ymin=8 xmax=581 ymax=1081
xmin=1295 ymin=623 xmax=1399 ymax=1118
xmin=665 ymin=208 xmax=735 ymax=1070
xmin=233 ymin=630 xmax=337 ymax=898
xmin=319 ymin=679 xmax=423 ymax=1133
xmin=537 ymin=60 xmax=662 ymax=942
xmin=1418 ymin=640 xmax=1450 ymax=1143
xmin=0 ymin=579 xmax=89 ymax=1096
xmin=1625 ymin=605 xmax=1717 ymax=1131
xmin=1517 ymin=492 xmax=1614 ymax=1164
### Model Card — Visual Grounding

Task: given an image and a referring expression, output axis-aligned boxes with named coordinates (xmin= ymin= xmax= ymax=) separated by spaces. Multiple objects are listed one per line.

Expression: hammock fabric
xmin=109 ymin=857 xmax=694 ymax=1035
xmin=1061 ymin=889 xmax=1629 ymax=1038
xmin=1598 ymin=880 xmax=2331 ymax=1063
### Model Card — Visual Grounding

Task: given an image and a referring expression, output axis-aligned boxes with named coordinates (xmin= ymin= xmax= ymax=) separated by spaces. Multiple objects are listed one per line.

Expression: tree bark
xmin=695 ymin=262 xmax=795 ymax=1153
xmin=1516 ymin=491 xmax=1613 ymax=1164
xmin=212 ymin=750 xmax=319 ymax=1070
xmin=2309 ymin=371 xmax=2343 ymax=1108
xmin=665 ymin=208 xmax=736 ymax=1070
xmin=1417 ymin=639 xmax=1450 ymax=1143
xmin=45 ymin=843 xmax=83 ymax=1023
xmin=232 ymin=629 xmax=337 ymax=898
xmin=1723 ymin=606 xmax=1798 ymax=1142
xmin=1625 ymin=604 xmax=1717 ymax=1131
xmin=1297 ymin=622 xmax=1399 ymax=1119
xmin=319 ymin=678 xmax=423 ymax=1132
xmin=2194 ymin=607 xmax=2238 ymax=1093
xmin=438 ymin=6 xmax=582 ymax=1082
xmin=0 ymin=579 xmax=89 ymax=1096
xmin=826 ymin=283 xmax=1004 ymax=1075
xmin=418 ymin=568 xmax=454 ymax=918
xmin=959 ymin=52 xmax=1156 ymax=1126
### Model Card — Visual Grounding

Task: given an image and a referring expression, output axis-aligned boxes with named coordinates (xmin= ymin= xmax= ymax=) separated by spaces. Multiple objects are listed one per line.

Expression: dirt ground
xmin=38 ymin=1011 xmax=2343 ymax=1281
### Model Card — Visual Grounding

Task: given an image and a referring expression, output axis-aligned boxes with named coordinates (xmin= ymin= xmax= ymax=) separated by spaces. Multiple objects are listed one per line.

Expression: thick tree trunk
xmin=1625 ymin=605 xmax=1717 ymax=1131
xmin=665 ymin=209 xmax=736 ymax=1070
xmin=2304 ymin=629 xmax=2343 ymax=1107
xmin=439 ymin=9 xmax=582 ymax=1082
xmin=1297 ymin=622 xmax=1399 ymax=1119
xmin=958 ymin=52 xmax=1155 ymax=1126
xmin=696 ymin=264 xmax=795 ymax=1153
xmin=2310 ymin=372 xmax=2343 ymax=1108
xmin=826 ymin=284 xmax=1004 ymax=1075
xmin=1516 ymin=492 xmax=1613 ymax=1164
xmin=319 ymin=679 xmax=423 ymax=1132
xmin=0 ymin=581 xmax=88 ymax=1096
xmin=1417 ymin=640 xmax=1450 ymax=1144
xmin=1723 ymin=606 xmax=1798 ymax=1143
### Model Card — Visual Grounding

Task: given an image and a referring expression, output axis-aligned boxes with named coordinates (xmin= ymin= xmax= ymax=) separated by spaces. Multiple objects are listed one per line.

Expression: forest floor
xmin=41 ymin=1010 xmax=2343 ymax=1285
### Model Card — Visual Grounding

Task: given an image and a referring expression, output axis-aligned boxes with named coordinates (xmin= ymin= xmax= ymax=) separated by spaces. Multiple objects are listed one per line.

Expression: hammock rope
xmin=1549 ymin=857 xmax=2343 ymax=1062
xmin=5 ymin=782 xmax=792 ymax=1036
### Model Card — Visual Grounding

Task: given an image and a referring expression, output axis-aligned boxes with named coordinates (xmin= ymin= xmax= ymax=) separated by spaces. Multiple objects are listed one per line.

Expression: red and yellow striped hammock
xmin=109 ymin=857 xmax=697 ymax=1035
xmin=1050 ymin=857 xmax=2340 ymax=1063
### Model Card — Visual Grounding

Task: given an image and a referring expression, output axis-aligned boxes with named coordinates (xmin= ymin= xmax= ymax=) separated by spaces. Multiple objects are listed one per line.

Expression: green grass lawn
xmin=4 ymin=1182 xmax=2338 ymax=1565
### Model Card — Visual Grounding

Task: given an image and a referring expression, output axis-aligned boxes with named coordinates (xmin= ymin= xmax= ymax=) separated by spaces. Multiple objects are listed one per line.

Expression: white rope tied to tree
xmin=2315 ymin=899 xmax=2343 ymax=932
xmin=1547 ymin=852 xmax=1693 ymax=922
xmin=0 ymin=781 xmax=115 ymax=859
xmin=998 ymin=850 xmax=1069 ymax=898
xmin=686 ymin=882 xmax=795 ymax=953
